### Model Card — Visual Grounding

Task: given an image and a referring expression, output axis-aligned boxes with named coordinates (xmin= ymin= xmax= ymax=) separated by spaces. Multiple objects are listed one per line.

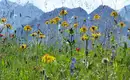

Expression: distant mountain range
xmin=0 ymin=0 xmax=43 ymax=30
xmin=0 ymin=0 xmax=130 ymax=47
xmin=29 ymin=5 xmax=123 ymax=46
xmin=119 ymin=5 xmax=130 ymax=22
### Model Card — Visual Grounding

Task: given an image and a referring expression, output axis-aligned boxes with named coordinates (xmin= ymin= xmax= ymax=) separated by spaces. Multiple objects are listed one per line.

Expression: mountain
xmin=27 ymin=7 xmax=89 ymax=47
xmin=119 ymin=5 xmax=130 ymax=22
xmin=13 ymin=5 xmax=129 ymax=48
xmin=88 ymin=5 xmax=129 ymax=46
xmin=89 ymin=5 xmax=122 ymax=32
xmin=119 ymin=5 xmax=130 ymax=33
xmin=31 ymin=7 xmax=88 ymax=27
xmin=119 ymin=5 xmax=130 ymax=46
xmin=24 ymin=5 xmax=128 ymax=48
xmin=0 ymin=0 xmax=44 ymax=30
xmin=119 ymin=5 xmax=130 ymax=39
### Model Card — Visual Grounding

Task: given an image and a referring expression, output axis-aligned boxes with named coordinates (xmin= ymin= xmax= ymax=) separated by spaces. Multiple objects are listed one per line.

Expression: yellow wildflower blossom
xmin=30 ymin=32 xmax=37 ymax=37
xmin=81 ymin=34 xmax=89 ymax=41
xmin=59 ymin=9 xmax=68 ymax=16
xmin=39 ymin=34 xmax=46 ymax=39
xmin=61 ymin=21 xmax=69 ymax=27
xmin=111 ymin=11 xmax=118 ymax=18
xmin=1 ymin=18 xmax=7 ymax=23
xmin=118 ymin=22 xmax=125 ymax=27
xmin=73 ymin=22 xmax=79 ymax=28
xmin=90 ymin=25 xmax=98 ymax=33
xmin=45 ymin=20 xmax=49 ymax=24
xmin=24 ymin=25 xmax=32 ymax=31
xmin=92 ymin=32 xmax=101 ymax=39
xmin=20 ymin=44 xmax=27 ymax=49
xmin=41 ymin=54 xmax=56 ymax=63
xmin=6 ymin=24 xmax=12 ymax=29
xmin=80 ymin=25 xmax=88 ymax=33
xmin=93 ymin=14 xmax=100 ymax=20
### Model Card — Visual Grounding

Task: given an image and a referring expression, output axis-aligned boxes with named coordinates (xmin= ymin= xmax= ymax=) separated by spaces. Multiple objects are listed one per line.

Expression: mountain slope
xmin=89 ymin=5 xmax=129 ymax=46
xmin=119 ymin=5 xmax=130 ymax=22
xmin=14 ymin=5 xmax=129 ymax=47
xmin=0 ymin=0 xmax=44 ymax=30
xmin=27 ymin=7 xmax=89 ymax=46
xmin=89 ymin=5 xmax=122 ymax=30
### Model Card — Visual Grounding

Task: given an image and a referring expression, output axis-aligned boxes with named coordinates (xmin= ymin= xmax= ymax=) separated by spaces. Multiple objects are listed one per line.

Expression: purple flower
xmin=70 ymin=58 xmax=76 ymax=75
xmin=72 ymin=58 xmax=76 ymax=64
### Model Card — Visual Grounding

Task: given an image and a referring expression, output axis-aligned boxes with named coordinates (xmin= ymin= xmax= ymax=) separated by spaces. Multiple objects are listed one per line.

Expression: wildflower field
xmin=0 ymin=9 xmax=130 ymax=80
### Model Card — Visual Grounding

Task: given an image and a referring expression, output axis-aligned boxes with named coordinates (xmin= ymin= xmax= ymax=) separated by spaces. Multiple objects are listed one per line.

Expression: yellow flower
xmin=30 ymin=32 xmax=37 ymax=37
xmin=90 ymin=25 xmax=98 ymax=33
xmin=49 ymin=19 xmax=53 ymax=24
xmin=92 ymin=32 xmax=101 ymax=39
xmin=49 ymin=19 xmax=57 ymax=24
xmin=54 ymin=17 xmax=61 ymax=23
xmin=111 ymin=11 xmax=118 ymax=18
xmin=1 ymin=18 xmax=7 ymax=23
xmin=93 ymin=14 xmax=100 ymax=20
xmin=118 ymin=22 xmax=125 ymax=27
xmin=37 ymin=30 xmax=42 ymax=35
xmin=24 ymin=25 xmax=32 ymax=31
xmin=81 ymin=34 xmax=89 ymax=41
xmin=45 ymin=20 xmax=49 ymax=24
xmin=96 ymin=32 xmax=101 ymax=36
xmin=61 ymin=21 xmax=69 ymax=27
xmin=49 ymin=17 xmax=61 ymax=24
xmin=20 ymin=44 xmax=27 ymax=49
xmin=39 ymin=34 xmax=46 ymax=39
xmin=73 ymin=22 xmax=78 ymax=28
xmin=80 ymin=25 xmax=88 ymax=33
xmin=41 ymin=54 xmax=56 ymax=63
xmin=59 ymin=9 xmax=68 ymax=16
xmin=6 ymin=24 xmax=12 ymax=29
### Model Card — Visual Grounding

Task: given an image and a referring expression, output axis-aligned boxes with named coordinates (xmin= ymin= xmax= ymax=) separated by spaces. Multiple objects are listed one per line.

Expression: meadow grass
xmin=0 ymin=40 xmax=130 ymax=80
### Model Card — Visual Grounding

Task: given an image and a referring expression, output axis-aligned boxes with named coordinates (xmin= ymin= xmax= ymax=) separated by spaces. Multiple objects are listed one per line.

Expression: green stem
xmin=6 ymin=28 xmax=8 ymax=44
xmin=85 ymin=40 xmax=88 ymax=57
xmin=36 ymin=38 xmax=39 ymax=65
xmin=70 ymin=34 xmax=73 ymax=59
xmin=106 ymin=64 xmax=108 ymax=80
xmin=26 ymin=31 xmax=28 ymax=44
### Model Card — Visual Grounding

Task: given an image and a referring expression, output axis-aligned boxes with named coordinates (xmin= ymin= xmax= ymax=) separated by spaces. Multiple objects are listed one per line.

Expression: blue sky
xmin=1 ymin=0 xmax=130 ymax=13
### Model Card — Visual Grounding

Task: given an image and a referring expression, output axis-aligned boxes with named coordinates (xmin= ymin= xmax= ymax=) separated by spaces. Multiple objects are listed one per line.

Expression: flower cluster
xmin=41 ymin=54 xmax=56 ymax=63
xmin=91 ymin=32 xmax=101 ymax=40
xmin=30 ymin=29 xmax=46 ymax=39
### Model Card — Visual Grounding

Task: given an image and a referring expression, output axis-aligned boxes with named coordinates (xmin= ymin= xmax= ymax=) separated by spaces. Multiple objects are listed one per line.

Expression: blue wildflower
xmin=70 ymin=58 xmax=76 ymax=75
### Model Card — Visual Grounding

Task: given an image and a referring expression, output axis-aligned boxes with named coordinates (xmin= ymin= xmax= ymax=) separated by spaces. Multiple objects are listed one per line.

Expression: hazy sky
xmin=1 ymin=0 xmax=130 ymax=13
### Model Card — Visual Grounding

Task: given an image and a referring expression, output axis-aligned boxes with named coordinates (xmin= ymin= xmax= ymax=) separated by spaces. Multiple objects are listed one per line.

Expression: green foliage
xmin=0 ymin=41 xmax=130 ymax=80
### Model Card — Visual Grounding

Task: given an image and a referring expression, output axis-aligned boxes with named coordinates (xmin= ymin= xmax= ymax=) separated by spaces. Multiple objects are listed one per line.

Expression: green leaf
xmin=2 ymin=59 xmax=4 ymax=66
